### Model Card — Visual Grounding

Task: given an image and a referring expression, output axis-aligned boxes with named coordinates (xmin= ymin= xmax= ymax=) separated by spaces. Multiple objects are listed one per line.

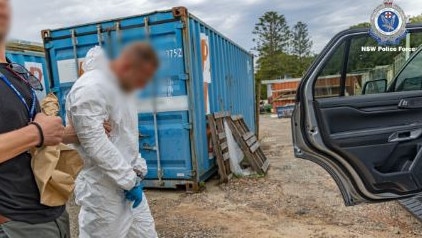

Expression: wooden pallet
xmin=207 ymin=112 xmax=232 ymax=183
xmin=227 ymin=115 xmax=270 ymax=174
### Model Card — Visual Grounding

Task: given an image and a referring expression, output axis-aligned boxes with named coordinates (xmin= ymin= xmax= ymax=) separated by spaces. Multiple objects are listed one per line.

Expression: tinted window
xmin=395 ymin=50 xmax=422 ymax=91
xmin=313 ymin=31 xmax=422 ymax=98
xmin=314 ymin=42 xmax=345 ymax=98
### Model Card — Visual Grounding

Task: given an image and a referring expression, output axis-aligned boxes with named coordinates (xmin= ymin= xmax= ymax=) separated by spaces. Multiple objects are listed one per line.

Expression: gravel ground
xmin=68 ymin=115 xmax=422 ymax=238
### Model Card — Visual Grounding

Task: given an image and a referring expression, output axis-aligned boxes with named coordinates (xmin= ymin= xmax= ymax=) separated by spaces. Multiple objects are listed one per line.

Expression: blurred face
xmin=117 ymin=59 xmax=157 ymax=92
xmin=0 ymin=0 xmax=11 ymax=41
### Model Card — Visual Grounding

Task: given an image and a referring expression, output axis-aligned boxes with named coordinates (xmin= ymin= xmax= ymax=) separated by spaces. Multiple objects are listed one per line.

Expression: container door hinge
xmin=183 ymin=123 xmax=192 ymax=130
xmin=176 ymin=22 xmax=186 ymax=29
xmin=141 ymin=145 xmax=157 ymax=151
xmin=41 ymin=30 xmax=51 ymax=44
xmin=179 ymin=74 xmax=189 ymax=81
xmin=44 ymin=43 xmax=53 ymax=49
xmin=191 ymin=170 xmax=197 ymax=177
xmin=139 ymin=133 xmax=150 ymax=138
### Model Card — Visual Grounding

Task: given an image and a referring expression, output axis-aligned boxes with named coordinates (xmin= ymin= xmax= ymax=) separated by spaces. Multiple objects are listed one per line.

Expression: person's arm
xmin=0 ymin=125 xmax=40 ymax=163
xmin=62 ymin=120 xmax=112 ymax=145
xmin=0 ymin=113 xmax=65 ymax=163
xmin=67 ymin=85 xmax=137 ymax=191
xmin=62 ymin=125 xmax=79 ymax=145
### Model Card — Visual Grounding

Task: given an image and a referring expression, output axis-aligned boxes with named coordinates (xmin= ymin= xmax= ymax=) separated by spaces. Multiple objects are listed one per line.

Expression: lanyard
xmin=0 ymin=73 xmax=37 ymax=121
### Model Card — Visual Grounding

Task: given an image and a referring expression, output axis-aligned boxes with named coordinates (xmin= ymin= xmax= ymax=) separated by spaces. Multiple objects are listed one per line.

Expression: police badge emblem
xmin=370 ymin=0 xmax=407 ymax=45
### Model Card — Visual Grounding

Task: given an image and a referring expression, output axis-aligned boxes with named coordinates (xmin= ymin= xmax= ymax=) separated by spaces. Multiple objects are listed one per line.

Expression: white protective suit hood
xmin=82 ymin=46 xmax=109 ymax=72
xmin=66 ymin=46 xmax=156 ymax=238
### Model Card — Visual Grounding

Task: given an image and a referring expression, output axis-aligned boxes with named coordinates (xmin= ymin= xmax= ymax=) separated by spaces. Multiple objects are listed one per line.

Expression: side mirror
xmin=363 ymin=79 xmax=387 ymax=95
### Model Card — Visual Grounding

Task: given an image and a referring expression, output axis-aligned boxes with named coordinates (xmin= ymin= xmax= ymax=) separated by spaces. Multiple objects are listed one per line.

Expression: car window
xmin=314 ymin=42 xmax=345 ymax=98
xmin=395 ymin=49 xmax=422 ymax=91
xmin=313 ymin=31 xmax=422 ymax=98
xmin=346 ymin=35 xmax=402 ymax=96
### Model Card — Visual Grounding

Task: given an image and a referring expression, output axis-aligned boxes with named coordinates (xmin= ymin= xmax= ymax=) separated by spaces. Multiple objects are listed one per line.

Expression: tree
xmin=252 ymin=12 xmax=290 ymax=56
xmin=291 ymin=21 xmax=313 ymax=76
xmin=349 ymin=22 xmax=371 ymax=29
xmin=410 ymin=14 xmax=422 ymax=23
xmin=291 ymin=21 xmax=313 ymax=58
xmin=253 ymin=11 xmax=290 ymax=104
xmin=252 ymin=12 xmax=314 ymax=101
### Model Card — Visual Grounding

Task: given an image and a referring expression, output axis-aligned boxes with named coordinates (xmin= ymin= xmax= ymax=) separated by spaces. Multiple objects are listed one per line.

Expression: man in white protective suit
xmin=66 ymin=43 xmax=159 ymax=238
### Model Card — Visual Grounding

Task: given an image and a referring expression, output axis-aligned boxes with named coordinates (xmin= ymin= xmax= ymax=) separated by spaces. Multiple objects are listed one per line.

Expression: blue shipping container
xmin=6 ymin=47 xmax=50 ymax=102
xmin=42 ymin=7 xmax=256 ymax=189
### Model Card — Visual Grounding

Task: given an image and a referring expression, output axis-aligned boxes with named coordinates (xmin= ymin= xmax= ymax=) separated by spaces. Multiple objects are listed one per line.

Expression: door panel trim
xmin=297 ymin=25 xmax=422 ymax=205
xmin=315 ymin=92 xmax=422 ymax=195
xmin=331 ymin=123 xmax=422 ymax=141
xmin=318 ymin=91 xmax=422 ymax=108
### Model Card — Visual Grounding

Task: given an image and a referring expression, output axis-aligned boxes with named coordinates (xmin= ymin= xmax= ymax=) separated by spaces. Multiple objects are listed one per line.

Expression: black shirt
xmin=0 ymin=63 xmax=64 ymax=224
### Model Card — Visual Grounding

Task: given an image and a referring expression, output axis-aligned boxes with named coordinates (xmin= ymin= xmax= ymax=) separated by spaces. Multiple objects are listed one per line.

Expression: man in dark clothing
xmin=0 ymin=0 xmax=74 ymax=237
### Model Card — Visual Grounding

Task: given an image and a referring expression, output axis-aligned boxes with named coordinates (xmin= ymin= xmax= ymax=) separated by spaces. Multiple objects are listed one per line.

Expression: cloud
xmin=8 ymin=0 xmax=422 ymax=53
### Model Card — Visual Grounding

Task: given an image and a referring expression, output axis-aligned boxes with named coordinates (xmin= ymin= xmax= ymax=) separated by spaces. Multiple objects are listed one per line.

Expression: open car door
xmin=292 ymin=25 xmax=422 ymax=206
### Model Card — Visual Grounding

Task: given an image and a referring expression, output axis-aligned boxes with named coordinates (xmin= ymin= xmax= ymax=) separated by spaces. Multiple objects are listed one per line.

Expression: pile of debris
xmin=207 ymin=112 xmax=270 ymax=183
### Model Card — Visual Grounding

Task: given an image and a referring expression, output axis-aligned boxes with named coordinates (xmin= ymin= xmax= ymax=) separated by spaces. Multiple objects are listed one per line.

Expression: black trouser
xmin=0 ymin=210 xmax=70 ymax=238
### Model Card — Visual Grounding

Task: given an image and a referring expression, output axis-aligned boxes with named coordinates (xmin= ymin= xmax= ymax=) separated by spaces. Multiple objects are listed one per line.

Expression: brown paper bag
xmin=31 ymin=144 xmax=83 ymax=206
xmin=41 ymin=93 xmax=60 ymax=117
xmin=31 ymin=93 xmax=83 ymax=207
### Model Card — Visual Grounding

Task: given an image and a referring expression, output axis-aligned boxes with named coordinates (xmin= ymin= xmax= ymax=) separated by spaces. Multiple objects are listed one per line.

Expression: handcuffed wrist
xmin=135 ymin=176 xmax=143 ymax=187
xmin=133 ymin=168 xmax=145 ymax=180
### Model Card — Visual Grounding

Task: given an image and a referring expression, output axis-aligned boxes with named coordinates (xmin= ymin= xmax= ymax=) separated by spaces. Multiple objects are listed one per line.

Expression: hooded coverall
xmin=66 ymin=47 xmax=157 ymax=238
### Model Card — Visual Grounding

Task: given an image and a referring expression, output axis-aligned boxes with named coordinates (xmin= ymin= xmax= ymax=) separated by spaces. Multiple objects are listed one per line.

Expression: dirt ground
xmin=68 ymin=116 xmax=422 ymax=238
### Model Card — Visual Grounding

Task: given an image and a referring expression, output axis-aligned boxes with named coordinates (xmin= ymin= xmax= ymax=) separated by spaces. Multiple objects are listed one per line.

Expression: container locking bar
xmin=115 ymin=22 xmax=121 ymax=48
xmin=96 ymin=25 xmax=103 ymax=46
xmin=179 ymin=74 xmax=189 ymax=81
xmin=143 ymin=17 xmax=150 ymax=41
xmin=144 ymin=16 xmax=163 ymax=184
xmin=70 ymin=30 xmax=79 ymax=78
xmin=183 ymin=123 xmax=192 ymax=130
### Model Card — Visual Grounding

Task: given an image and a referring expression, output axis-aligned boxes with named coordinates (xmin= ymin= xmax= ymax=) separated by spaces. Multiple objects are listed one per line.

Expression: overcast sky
xmin=8 ymin=0 xmax=422 ymax=53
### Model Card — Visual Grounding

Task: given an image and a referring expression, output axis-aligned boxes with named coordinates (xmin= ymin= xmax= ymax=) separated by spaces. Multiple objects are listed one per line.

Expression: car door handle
xmin=398 ymin=98 xmax=422 ymax=109
xmin=388 ymin=129 xmax=422 ymax=142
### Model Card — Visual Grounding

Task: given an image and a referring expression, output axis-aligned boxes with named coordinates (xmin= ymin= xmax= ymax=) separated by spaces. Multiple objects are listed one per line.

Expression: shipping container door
xmin=110 ymin=14 xmax=192 ymax=181
xmin=44 ymin=22 xmax=117 ymax=120
xmin=45 ymin=12 xmax=192 ymax=181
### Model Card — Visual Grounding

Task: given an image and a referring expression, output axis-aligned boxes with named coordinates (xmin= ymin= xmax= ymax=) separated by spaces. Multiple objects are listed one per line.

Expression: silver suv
xmin=292 ymin=25 xmax=422 ymax=216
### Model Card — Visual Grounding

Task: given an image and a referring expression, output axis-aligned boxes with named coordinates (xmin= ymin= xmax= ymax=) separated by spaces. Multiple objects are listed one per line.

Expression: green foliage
xmin=291 ymin=21 xmax=313 ymax=58
xmin=264 ymin=104 xmax=272 ymax=113
xmin=349 ymin=22 xmax=371 ymax=29
xmin=253 ymin=12 xmax=314 ymax=99
xmin=291 ymin=22 xmax=313 ymax=77
xmin=346 ymin=15 xmax=422 ymax=76
xmin=252 ymin=11 xmax=290 ymax=56
xmin=348 ymin=37 xmax=396 ymax=73
xmin=410 ymin=14 xmax=422 ymax=23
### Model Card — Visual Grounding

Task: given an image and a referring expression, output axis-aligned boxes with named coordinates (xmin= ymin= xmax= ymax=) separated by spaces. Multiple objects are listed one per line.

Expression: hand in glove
xmin=124 ymin=184 xmax=143 ymax=208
